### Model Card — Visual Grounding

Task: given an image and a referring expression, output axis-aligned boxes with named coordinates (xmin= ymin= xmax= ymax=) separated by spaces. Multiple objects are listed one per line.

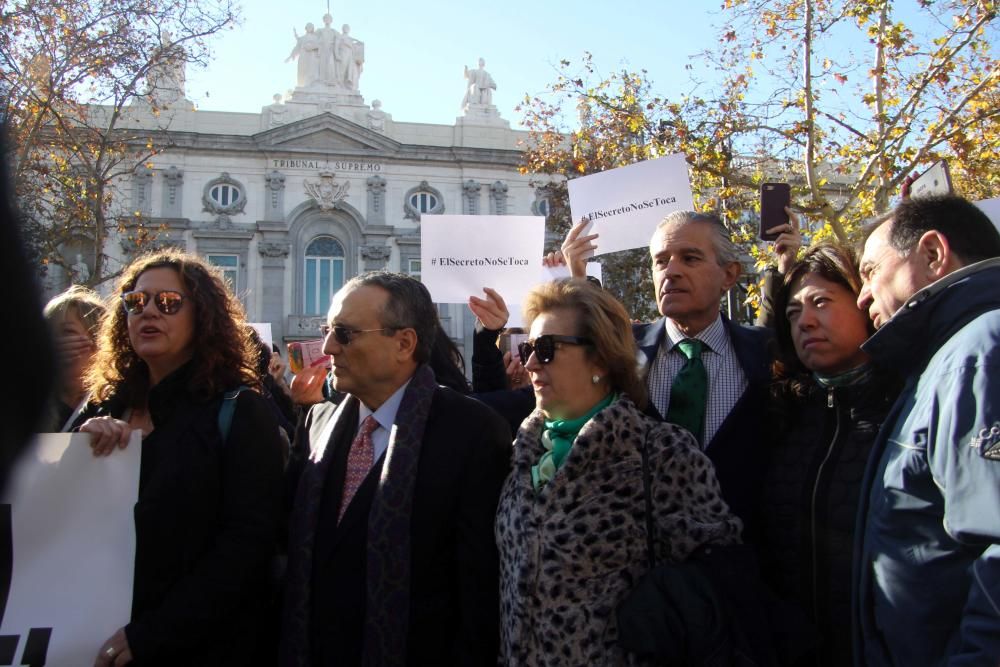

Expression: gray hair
xmin=343 ymin=271 xmax=438 ymax=365
xmin=655 ymin=210 xmax=741 ymax=269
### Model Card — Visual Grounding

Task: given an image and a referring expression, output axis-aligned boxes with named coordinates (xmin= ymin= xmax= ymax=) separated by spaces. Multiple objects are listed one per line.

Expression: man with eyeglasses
xmin=280 ymin=271 xmax=511 ymax=667
xmin=558 ymin=210 xmax=773 ymax=533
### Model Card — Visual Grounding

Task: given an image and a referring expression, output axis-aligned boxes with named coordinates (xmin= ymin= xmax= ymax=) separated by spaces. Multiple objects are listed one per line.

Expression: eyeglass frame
xmin=319 ymin=324 xmax=398 ymax=346
xmin=518 ymin=334 xmax=593 ymax=365
xmin=120 ymin=289 xmax=187 ymax=316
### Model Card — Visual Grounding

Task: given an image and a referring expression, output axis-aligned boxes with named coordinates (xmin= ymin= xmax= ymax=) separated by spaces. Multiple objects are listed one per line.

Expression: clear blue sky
xmin=185 ymin=0 xmax=723 ymax=128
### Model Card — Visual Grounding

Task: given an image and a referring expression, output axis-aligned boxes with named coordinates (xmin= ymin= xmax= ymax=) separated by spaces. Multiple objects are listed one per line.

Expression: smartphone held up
xmin=759 ymin=182 xmax=791 ymax=241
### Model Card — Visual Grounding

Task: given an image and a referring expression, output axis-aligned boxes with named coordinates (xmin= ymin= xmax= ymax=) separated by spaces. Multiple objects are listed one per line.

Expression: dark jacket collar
xmin=862 ymin=259 xmax=1000 ymax=373
xmin=146 ymin=361 xmax=210 ymax=426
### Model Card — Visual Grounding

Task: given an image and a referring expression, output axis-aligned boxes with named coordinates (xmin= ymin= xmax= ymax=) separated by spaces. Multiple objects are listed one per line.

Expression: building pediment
xmin=254 ymin=112 xmax=400 ymax=153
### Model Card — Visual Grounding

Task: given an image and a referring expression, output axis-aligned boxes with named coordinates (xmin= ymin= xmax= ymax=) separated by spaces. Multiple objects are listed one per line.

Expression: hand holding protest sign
xmin=567 ymin=154 xmax=694 ymax=256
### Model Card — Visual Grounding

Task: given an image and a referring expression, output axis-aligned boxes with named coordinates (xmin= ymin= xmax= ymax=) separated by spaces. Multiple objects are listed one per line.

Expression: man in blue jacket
xmin=854 ymin=195 xmax=1000 ymax=666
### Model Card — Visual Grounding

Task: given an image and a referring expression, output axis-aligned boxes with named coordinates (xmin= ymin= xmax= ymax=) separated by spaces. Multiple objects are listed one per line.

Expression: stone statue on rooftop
xmin=287 ymin=23 xmax=321 ymax=87
xmin=462 ymin=58 xmax=496 ymax=109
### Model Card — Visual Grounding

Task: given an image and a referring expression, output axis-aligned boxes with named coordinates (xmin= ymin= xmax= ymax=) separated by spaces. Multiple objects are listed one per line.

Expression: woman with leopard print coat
xmin=495 ymin=279 xmax=742 ymax=666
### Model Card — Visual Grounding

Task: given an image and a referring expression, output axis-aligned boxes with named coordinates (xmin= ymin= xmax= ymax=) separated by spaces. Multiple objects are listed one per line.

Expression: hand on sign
xmin=80 ymin=417 xmax=134 ymax=456
xmin=468 ymin=287 xmax=510 ymax=331
xmin=504 ymin=351 xmax=531 ymax=390
xmin=94 ymin=626 xmax=133 ymax=666
xmin=290 ymin=364 xmax=329 ymax=406
xmin=764 ymin=207 xmax=803 ymax=276
xmin=541 ymin=249 xmax=566 ymax=268
xmin=560 ymin=218 xmax=598 ymax=278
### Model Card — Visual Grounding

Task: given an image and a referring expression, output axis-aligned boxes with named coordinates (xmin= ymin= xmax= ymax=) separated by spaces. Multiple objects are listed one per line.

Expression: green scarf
xmin=532 ymin=393 xmax=615 ymax=490
xmin=814 ymin=362 xmax=873 ymax=389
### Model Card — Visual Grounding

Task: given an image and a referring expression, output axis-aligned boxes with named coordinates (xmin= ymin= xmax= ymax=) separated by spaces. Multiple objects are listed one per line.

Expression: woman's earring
xmin=591 ymin=375 xmax=601 ymax=384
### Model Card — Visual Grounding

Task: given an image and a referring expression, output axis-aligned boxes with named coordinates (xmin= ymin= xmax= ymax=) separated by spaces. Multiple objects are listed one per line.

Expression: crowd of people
xmin=32 ymin=192 xmax=1000 ymax=666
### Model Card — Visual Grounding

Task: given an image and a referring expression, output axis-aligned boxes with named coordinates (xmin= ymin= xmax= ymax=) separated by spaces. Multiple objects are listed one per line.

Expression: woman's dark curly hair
xmin=771 ymin=242 xmax=873 ymax=398
xmin=85 ymin=249 xmax=260 ymax=404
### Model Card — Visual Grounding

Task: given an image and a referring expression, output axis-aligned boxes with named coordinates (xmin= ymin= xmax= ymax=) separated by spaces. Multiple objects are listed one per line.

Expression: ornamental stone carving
xmin=259 ymin=242 xmax=291 ymax=258
xmin=202 ymin=173 xmax=247 ymax=226
xmin=162 ymin=166 xmax=183 ymax=217
xmin=366 ymin=174 xmax=387 ymax=225
xmin=360 ymin=245 xmax=391 ymax=261
xmin=133 ymin=166 xmax=153 ymax=216
xmin=462 ymin=180 xmax=481 ymax=215
xmin=304 ymin=171 xmax=350 ymax=211
xmin=490 ymin=180 xmax=508 ymax=215
xmin=265 ymin=170 xmax=286 ymax=221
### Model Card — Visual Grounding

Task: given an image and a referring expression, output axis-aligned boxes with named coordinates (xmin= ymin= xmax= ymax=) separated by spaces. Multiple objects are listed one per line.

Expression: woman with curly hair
xmin=78 ymin=249 xmax=284 ymax=667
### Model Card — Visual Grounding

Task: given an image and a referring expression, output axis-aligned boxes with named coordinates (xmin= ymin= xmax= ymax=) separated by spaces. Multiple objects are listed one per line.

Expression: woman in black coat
xmin=79 ymin=250 xmax=284 ymax=667
xmin=758 ymin=243 xmax=898 ymax=666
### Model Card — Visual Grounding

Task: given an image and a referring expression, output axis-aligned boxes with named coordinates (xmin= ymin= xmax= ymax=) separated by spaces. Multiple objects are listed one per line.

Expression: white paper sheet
xmin=0 ymin=432 xmax=140 ymax=667
xmin=567 ymin=154 xmax=694 ymax=256
xmin=975 ymin=197 xmax=1000 ymax=232
xmin=420 ymin=215 xmax=545 ymax=304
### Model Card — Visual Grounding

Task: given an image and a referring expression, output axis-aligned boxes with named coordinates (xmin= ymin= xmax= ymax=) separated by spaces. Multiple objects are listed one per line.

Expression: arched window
xmin=209 ymin=183 xmax=241 ymax=207
xmin=403 ymin=181 xmax=445 ymax=221
xmin=409 ymin=191 xmax=439 ymax=213
xmin=304 ymin=236 xmax=345 ymax=315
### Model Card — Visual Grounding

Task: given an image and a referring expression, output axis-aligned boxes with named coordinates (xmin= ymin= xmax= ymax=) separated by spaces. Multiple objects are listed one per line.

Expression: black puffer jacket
xmin=758 ymin=369 xmax=898 ymax=667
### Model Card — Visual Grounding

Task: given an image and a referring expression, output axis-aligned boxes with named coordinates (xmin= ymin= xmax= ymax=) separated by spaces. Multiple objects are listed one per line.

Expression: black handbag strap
xmin=639 ymin=431 xmax=657 ymax=569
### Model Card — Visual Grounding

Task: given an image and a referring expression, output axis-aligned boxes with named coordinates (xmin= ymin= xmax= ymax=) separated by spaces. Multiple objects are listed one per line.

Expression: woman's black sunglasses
xmin=518 ymin=335 xmax=592 ymax=365
xmin=120 ymin=290 xmax=186 ymax=315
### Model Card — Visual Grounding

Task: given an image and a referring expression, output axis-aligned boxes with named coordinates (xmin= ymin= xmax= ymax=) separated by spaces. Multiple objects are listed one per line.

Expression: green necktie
xmin=665 ymin=338 xmax=707 ymax=444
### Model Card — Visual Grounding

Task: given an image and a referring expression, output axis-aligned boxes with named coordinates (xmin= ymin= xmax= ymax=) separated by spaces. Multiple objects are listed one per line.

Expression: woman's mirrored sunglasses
xmin=120 ymin=290 xmax=186 ymax=316
xmin=517 ymin=335 xmax=592 ymax=365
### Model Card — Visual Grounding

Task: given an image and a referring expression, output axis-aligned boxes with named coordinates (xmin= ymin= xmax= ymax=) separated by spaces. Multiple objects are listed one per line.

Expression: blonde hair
xmin=43 ymin=285 xmax=107 ymax=340
xmin=522 ymin=279 xmax=647 ymax=409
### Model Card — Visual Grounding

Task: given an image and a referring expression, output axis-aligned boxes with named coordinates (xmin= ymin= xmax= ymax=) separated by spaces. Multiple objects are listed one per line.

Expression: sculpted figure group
xmin=286 ymin=14 xmax=364 ymax=90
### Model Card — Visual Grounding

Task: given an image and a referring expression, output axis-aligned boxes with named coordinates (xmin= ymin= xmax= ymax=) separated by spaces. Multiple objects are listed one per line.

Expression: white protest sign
xmin=567 ymin=154 xmax=694 ymax=256
xmin=249 ymin=322 xmax=273 ymax=351
xmin=541 ymin=261 xmax=603 ymax=284
xmin=975 ymin=197 xmax=1000 ymax=233
xmin=420 ymin=215 xmax=545 ymax=304
xmin=502 ymin=263 xmax=606 ymax=328
xmin=0 ymin=432 xmax=140 ymax=667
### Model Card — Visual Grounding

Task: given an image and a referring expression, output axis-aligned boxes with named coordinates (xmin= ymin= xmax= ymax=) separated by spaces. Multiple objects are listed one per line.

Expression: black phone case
xmin=760 ymin=183 xmax=791 ymax=241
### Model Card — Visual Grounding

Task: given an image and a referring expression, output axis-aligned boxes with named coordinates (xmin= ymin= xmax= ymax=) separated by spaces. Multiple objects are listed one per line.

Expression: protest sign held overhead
xmin=420 ymin=215 xmax=545 ymax=304
xmin=0 ymin=432 xmax=140 ymax=667
xmin=567 ymin=154 xmax=694 ymax=256
xmin=975 ymin=197 xmax=1000 ymax=233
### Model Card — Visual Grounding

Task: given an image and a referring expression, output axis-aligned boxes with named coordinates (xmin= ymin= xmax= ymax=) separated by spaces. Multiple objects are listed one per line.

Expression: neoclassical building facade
xmin=95 ymin=22 xmax=549 ymax=358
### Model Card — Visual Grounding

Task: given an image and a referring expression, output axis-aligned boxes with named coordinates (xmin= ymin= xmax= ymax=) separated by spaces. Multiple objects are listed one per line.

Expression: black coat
xmin=758 ymin=370 xmax=899 ymax=666
xmin=284 ymin=384 xmax=512 ymax=666
xmin=80 ymin=366 xmax=285 ymax=666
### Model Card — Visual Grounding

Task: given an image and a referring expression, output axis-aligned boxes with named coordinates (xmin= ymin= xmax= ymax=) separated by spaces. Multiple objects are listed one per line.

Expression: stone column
xmin=265 ymin=170 xmax=286 ymax=222
xmin=258 ymin=241 xmax=291 ymax=343
xmin=133 ymin=166 xmax=153 ymax=216
xmin=162 ymin=166 xmax=184 ymax=218
xmin=366 ymin=175 xmax=387 ymax=225
xmin=462 ymin=180 xmax=481 ymax=215
xmin=489 ymin=180 xmax=508 ymax=215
